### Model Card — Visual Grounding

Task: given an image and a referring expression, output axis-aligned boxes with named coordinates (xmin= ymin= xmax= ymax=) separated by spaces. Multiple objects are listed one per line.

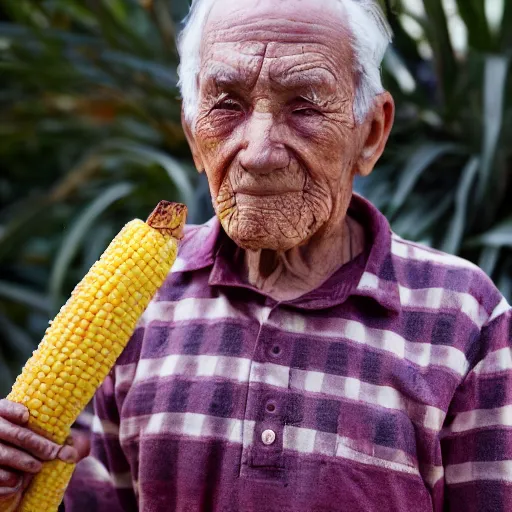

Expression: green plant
xmin=360 ymin=0 xmax=512 ymax=299
xmin=0 ymin=0 xmax=203 ymax=395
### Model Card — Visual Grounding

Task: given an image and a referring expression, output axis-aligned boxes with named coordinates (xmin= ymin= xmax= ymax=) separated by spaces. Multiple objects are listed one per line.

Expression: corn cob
xmin=5 ymin=201 xmax=187 ymax=512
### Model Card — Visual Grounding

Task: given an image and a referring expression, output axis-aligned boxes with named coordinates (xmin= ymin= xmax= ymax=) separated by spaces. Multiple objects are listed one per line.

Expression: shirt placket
xmin=241 ymin=302 xmax=288 ymax=479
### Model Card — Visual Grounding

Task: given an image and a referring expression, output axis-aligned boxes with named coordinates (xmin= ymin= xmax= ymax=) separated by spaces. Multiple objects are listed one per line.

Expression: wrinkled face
xmin=191 ymin=0 xmax=368 ymax=251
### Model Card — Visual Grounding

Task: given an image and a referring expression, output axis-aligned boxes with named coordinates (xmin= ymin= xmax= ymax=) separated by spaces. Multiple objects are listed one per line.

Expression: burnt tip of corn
xmin=146 ymin=201 xmax=187 ymax=239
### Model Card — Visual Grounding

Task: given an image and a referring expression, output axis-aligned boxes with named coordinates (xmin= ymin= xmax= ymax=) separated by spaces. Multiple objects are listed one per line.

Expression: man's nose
xmin=239 ymin=114 xmax=289 ymax=174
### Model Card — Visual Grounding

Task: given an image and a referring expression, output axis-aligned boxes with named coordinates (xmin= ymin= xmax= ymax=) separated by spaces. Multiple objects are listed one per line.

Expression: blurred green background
xmin=0 ymin=0 xmax=510 ymax=395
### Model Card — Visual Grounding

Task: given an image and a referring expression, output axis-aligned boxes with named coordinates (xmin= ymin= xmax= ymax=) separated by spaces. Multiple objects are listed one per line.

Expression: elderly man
xmin=1 ymin=0 xmax=511 ymax=510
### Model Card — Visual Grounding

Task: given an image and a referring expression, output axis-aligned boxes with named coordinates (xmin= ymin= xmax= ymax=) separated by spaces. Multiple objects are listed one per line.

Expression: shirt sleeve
xmin=64 ymin=372 xmax=138 ymax=512
xmin=441 ymin=305 xmax=512 ymax=512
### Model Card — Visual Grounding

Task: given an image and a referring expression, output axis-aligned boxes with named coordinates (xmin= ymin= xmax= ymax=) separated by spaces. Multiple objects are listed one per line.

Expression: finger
xmin=0 ymin=467 xmax=21 ymax=489
xmin=71 ymin=432 xmax=91 ymax=461
xmin=0 ymin=483 xmax=21 ymax=498
xmin=0 ymin=444 xmax=42 ymax=474
xmin=0 ymin=400 xmax=29 ymax=426
xmin=58 ymin=432 xmax=90 ymax=464
xmin=0 ymin=418 xmax=61 ymax=461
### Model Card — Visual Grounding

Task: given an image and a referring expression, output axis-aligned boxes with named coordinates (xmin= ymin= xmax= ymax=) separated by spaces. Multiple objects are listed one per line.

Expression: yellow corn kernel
xmin=6 ymin=201 xmax=186 ymax=512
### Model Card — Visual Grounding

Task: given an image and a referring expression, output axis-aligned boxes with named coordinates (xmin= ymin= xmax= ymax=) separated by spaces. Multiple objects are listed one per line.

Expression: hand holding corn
xmin=0 ymin=201 xmax=187 ymax=512
xmin=0 ymin=401 xmax=90 ymax=509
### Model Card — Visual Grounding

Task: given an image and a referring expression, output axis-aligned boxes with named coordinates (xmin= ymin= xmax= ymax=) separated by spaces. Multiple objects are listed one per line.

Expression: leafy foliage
xmin=360 ymin=0 xmax=512 ymax=298
xmin=0 ymin=0 xmax=207 ymax=393
xmin=0 ymin=0 xmax=511 ymax=395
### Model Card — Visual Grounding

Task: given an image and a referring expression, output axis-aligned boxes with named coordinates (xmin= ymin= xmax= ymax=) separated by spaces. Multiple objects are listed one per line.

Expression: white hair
xmin=177 ymin=0 xmax=392 ymax=127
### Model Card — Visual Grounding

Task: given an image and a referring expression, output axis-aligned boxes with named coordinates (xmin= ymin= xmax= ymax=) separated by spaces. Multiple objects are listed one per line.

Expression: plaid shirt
xmin=65 ymin=194 xmax=512 ymax=512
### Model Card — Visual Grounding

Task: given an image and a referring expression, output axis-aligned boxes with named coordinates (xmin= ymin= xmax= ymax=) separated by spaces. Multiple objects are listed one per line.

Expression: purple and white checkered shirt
xmin=65 ymin=194 xmax=512 ymax=512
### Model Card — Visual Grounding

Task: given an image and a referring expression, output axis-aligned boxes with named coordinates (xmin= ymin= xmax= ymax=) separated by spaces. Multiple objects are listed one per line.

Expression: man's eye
xmin=293 ymin=108 xmax=320 ymax=117
xmin=213 ymin=99 xmax=243 ymax=112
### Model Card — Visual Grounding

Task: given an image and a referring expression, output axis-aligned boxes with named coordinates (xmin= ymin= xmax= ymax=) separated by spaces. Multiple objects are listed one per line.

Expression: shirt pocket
xmin=335 ymin=402 xmax=420 ymax=474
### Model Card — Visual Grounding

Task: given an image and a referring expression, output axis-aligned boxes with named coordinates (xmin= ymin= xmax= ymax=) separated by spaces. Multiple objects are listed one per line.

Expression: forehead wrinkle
xmin=201 ymin=46 xmax=266 ymax=91
xmin=205 ymin=15 xmax=350 ymax=45
xmin=204 ymin=42 xmax=346 ymax=86
xmin=206 ymin=2 xmax=350 ymax=35
xmin=202 ymin=22 xmax=353 ymax=89
xmin=205 ymin=41 xmax=268 ymax=58
xmin=265 ymin=42 xmax=349 ymax=68
xmin=201 ymin=11 xmax=354 ymax=101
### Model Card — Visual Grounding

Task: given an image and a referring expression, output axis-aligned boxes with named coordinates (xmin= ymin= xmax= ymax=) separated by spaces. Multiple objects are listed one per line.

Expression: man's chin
xmin=233 ymin=237 xmax=297 ymax=252
xmin=218 ymin=213 xmax=305 ymax=252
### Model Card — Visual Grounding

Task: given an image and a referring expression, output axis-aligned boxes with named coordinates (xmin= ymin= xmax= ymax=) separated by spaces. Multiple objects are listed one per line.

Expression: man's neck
xmin=244 ymin=215 xmax=365 ymax=302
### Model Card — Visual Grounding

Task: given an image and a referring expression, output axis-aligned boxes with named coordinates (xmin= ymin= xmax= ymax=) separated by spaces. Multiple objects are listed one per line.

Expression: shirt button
xmin=266 ymin=402 xmax=276 ymax=413
xmin=270 ymin=345 xmax=282 ymax=357
xmin=261 ymin=429 xmax=276 ymax=445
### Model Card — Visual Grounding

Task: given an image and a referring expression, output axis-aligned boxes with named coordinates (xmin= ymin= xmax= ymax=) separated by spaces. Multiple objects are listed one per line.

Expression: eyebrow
xmin=269 ymin=66 xmax=337 ymax=94
xmin=202 ymin=65 xmax=256 ymax=93
xmin=202 ymin=64 xmax=338 ymax=102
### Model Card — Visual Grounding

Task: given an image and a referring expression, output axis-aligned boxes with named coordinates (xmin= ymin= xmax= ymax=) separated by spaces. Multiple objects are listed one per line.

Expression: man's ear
xmin=182 ymin=109 xmax=205 ymax=173
xmin=355 ymin=91 xmax=395 ymax=178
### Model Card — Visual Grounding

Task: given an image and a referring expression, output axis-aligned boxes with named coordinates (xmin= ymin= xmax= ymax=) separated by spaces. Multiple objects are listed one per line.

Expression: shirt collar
xmin=348 ymin=194 xmax=402 ymax=314
xmin=170 ymin=216 xmax=219 ymax=273
xmin=174 ymin=194 xmax=401 ymax=314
